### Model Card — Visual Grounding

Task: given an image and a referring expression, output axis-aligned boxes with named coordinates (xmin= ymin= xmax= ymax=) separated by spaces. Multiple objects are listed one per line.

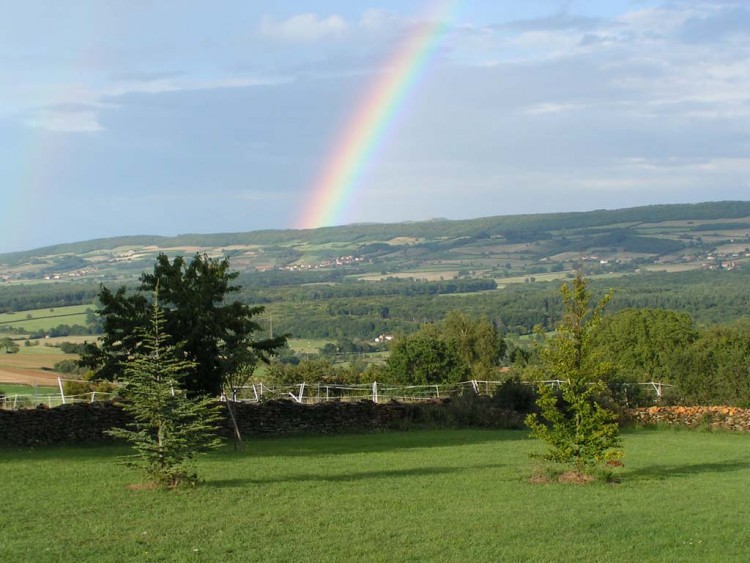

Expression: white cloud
xmin=26 ymin=108 xmax=103 ymax=133
xmin=523 ymin=102 xmax=580 ymax=115
xmin=260 ymin=13 xmax=348 ymax=42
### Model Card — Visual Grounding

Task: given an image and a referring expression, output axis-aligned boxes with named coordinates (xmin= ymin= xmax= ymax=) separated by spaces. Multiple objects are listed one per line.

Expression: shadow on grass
xmin=206 ymin=462 xmax=505 ymax=488
xmin=625 ymin=459 xmax=750 ymax=481
xmin=213 ymin=429 xmax=529 ymax=459
xmin=2 ymin=430 xmax=529 ymax=462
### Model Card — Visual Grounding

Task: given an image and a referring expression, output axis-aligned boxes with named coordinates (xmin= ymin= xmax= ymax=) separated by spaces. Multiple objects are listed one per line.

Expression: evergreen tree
xmin=108 ymin=299 xmax=223 ymax=488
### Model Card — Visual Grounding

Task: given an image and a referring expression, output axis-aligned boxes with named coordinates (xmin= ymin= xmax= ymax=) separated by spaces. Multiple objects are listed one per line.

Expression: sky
xmin=1 ymin=0 xmax=749 ymax=253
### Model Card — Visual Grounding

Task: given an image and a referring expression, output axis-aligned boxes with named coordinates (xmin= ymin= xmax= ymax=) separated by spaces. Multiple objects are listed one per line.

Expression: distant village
xmin=275 ymin=255 xmax=365 ymax=272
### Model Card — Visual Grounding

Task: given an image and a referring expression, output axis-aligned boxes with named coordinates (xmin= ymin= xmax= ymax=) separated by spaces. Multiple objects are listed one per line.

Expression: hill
xmin=1 ymin=201 xmax=748 ymax=285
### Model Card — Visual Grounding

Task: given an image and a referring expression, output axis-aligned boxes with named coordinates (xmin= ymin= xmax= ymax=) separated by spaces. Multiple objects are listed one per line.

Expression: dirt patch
xmin=528 ymin=471 xmax=597 ymax=485
xmin=557 ymin=471 xmax=596 ymax=485
xmin=0 ymin=366 xmax=61 ymax=385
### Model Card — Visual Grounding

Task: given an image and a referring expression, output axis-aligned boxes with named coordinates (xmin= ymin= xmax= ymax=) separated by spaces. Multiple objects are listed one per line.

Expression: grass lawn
xmin=2 ymin=429 xmax=750 ymax=561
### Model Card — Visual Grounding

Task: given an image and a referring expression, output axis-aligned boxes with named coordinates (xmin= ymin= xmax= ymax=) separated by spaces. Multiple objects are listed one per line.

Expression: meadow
xmin=2 ymin=429 xmax=749 ymax=562
xmin=0 ymin=304 xmax=93 ymax=332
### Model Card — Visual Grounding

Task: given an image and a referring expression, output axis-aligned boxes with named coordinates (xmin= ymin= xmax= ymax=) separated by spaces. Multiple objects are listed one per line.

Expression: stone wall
xmin=0 ymin=402 xmax=131 ymax=446
xmin=9 ymin=401 xmax=740 ymax=447
xmin=0 ymin=398 xmax=524 ymax=447
xmin=627 ymin=406 xmax=750 ymax=431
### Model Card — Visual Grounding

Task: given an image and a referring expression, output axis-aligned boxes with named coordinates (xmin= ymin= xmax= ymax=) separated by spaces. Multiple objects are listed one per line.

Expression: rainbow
xmin=297 ymin=0 xmax=459 ymax=230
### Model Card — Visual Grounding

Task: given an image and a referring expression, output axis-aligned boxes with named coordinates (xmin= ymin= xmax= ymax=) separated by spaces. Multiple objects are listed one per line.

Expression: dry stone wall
xmin=5 ymin=401 xmax=742 ymax=447
xmin=0 ymin=398 xmax=522 ymax=446
xmin=627 ymin=406 xmax=750 ymax=431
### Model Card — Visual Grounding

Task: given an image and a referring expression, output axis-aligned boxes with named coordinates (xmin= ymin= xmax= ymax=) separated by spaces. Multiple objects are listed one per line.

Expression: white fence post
xmin=58 ymin=377 xmax=66 ymax=405
xmin=372 ymin=381 xmax=378 ymax=404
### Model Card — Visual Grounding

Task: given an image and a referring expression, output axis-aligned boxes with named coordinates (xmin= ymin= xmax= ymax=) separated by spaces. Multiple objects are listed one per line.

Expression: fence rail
xmin=0 ymin=377 xmax=120 ymax=410
xmin=2 ymin=377 xmax=673 ymax=410
xmin=227 ymin=379 xmax=673 ymax=405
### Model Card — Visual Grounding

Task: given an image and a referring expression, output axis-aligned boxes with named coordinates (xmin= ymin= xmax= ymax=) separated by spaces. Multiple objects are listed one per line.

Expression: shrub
xmin=493 ymin=377 xmax=538 ymax=413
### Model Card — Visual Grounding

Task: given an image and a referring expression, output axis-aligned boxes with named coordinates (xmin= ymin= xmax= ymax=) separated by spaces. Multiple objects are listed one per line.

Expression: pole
xmin=226 ymin=400 xmax=243 ymax=450
xmin=58 ymin=377 xmax=66 ymax=405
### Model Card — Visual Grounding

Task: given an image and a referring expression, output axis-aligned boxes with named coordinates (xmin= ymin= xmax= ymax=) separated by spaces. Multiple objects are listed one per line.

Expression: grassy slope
xmin=1 ymin=429 xmax=749 ymax=561
xmin=0 ymin=304 xmax=92 ymax=331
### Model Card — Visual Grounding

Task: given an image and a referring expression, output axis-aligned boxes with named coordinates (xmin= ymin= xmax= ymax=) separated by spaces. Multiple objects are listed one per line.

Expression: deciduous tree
xmin=81 ymin=253 xmax=286 ymax=396
xmin=0 ymin=337 xmax=19 ymax=354
xmin=525 ymin=273 xmax=622 ymax=473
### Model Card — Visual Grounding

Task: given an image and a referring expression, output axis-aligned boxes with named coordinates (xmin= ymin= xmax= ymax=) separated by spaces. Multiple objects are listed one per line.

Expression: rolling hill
xmin=1 ymin=201 xmax=748 ymax=286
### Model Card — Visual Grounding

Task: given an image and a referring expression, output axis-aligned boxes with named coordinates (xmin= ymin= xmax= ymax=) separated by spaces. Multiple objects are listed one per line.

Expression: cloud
xmin=502 ymin=13 xmax=600 ymax=32
xmin=4 ymin=0 xmax=750 ymax=246
xmin=26 ymin=104 xmax=104 ymax=133
xmin=22 ymin=73 xmax=290 ymax=133
xmin=260 ymin=13 xmax=348 ymax=42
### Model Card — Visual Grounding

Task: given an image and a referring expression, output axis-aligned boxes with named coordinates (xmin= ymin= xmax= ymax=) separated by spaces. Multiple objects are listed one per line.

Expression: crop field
xmin=641 ymin=263 xmax=706 ymax=273
xmin=0 ymin=338 xmax=81 ymax=386
xmin=2 ymin=429 xmax=749 ymax=561
xmin=358 ymin=270 xmax=460 ymax=282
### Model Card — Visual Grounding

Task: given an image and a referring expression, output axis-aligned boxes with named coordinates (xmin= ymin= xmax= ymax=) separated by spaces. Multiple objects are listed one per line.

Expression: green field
xmin=2 ymin=429 xmax=749 ymax=561
xmin=0 ymin=304 xmax=93 ymax=332
xmin=0 ymin=383 xmax=58 ymax=395
xmin=287 ymin=338 xmax=333 ymax=354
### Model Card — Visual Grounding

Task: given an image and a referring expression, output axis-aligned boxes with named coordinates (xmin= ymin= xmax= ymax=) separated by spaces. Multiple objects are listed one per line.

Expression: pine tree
xmin=108 ymin=299 xmax=222 ymax=488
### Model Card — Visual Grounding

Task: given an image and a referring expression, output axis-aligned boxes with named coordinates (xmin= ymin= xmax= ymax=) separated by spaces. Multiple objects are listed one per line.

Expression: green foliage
xmin=62 ymin=379 xmax=118 ymax=397
xmin=441 ymin=311 xmax=505 ymax=379
xmin=492 ymin=376 xmax=538 ymax=413
xmin=592 ymin=309 xmax=697 ymax=382
xmin=526 ymin=273 xmax=622 ymax=472
xmin=674 ymin=322 xmax=750 ymax=406
xmin=396 ymin=393 xmax=526 ymax=430
xmin=0 ymin=282 xmax=99 ymax=314
xmin=53 ymin=359 xmax=89 ymax=376
xmin=264 ymin=357 xmax=375 ymax=385
xmin=526 ymin=381 xmax=621 ymax=471
xmin=81 ymin=253 xmax=287 ymax=396
xmin=385 ymin=312 xmax=503 ymax=384
xmin=385 ymin=325 xmax=469 ymax=385
xmin=0 ymin=336 xmax=20 ymax=354
xmin=59 ymin=341 xmax=88 ymax=354
xmin=107 ymin=301 xmax=222 ymax=488
xmin=266 ymin=358 xmax=340 ymax=384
